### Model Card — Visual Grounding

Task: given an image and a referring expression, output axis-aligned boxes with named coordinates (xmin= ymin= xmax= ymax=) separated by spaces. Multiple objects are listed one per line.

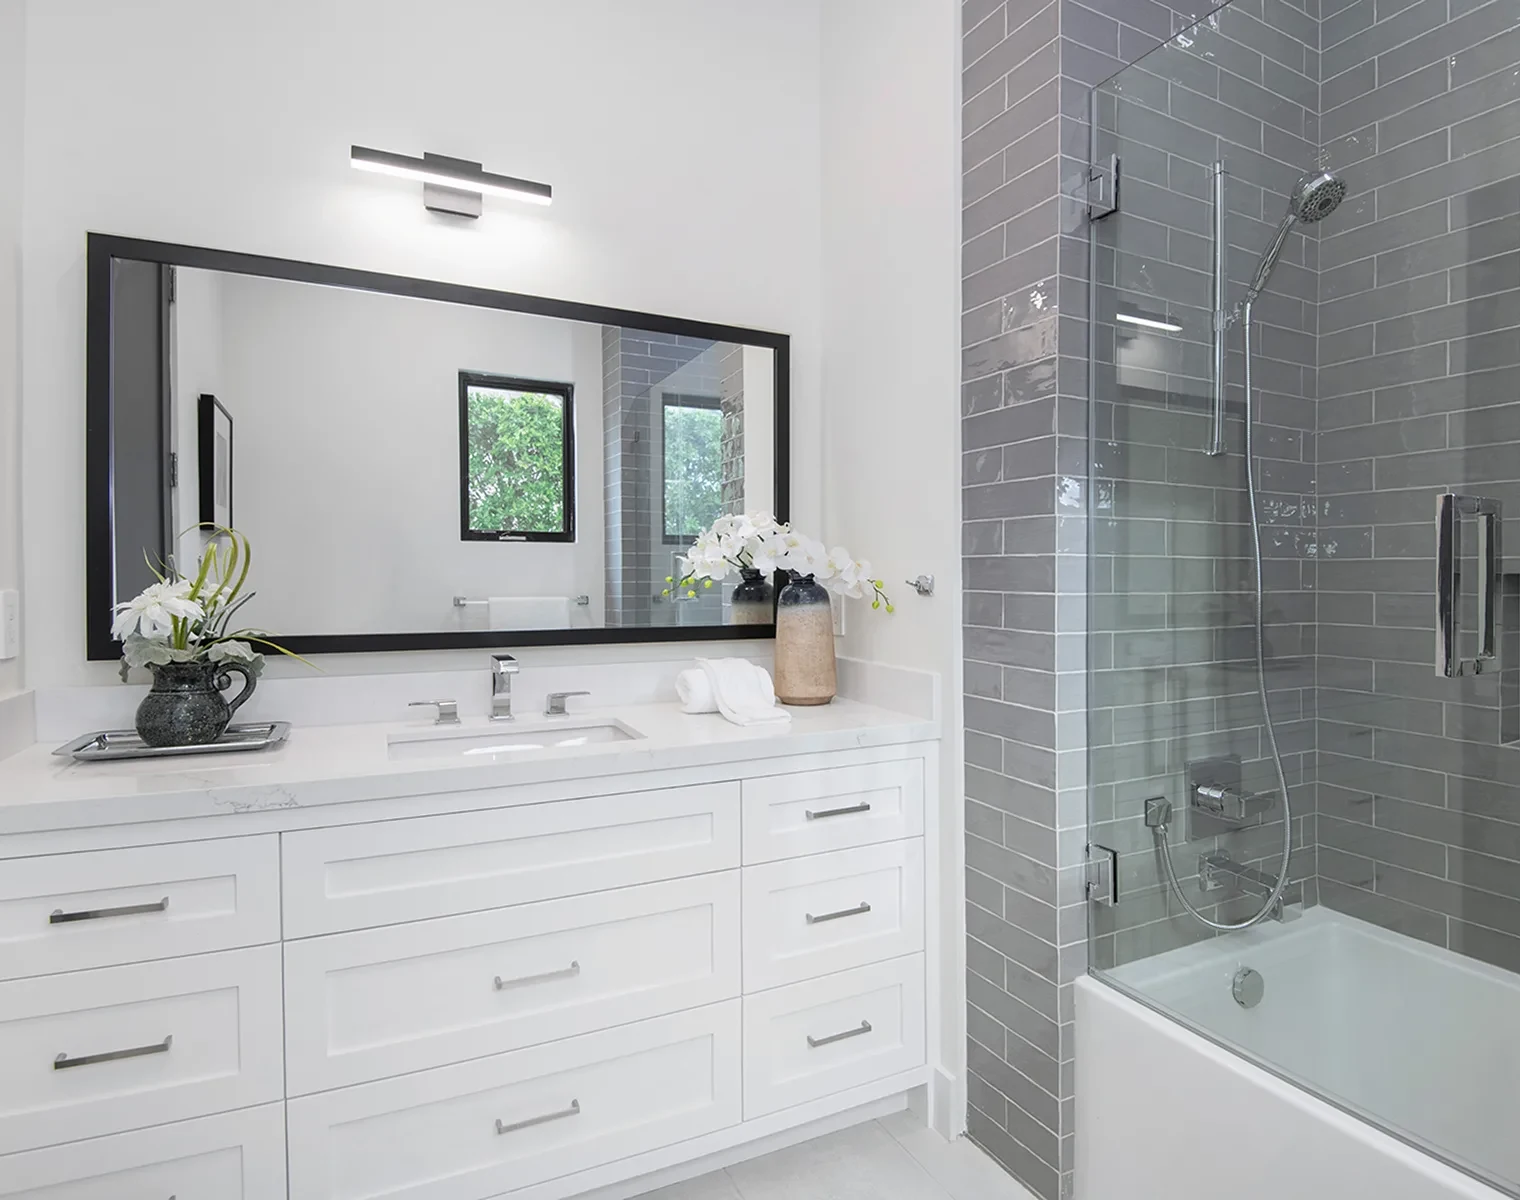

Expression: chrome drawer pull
xmin=54 ymin=1034 xmax=172 ymax=1070
xmin=49 ymin=896 xmax=169 ymax=924
xmin=805 ymin=801 xmax=871 ymax=821
xmin=806 ymin=901 xmax=871 ymax=925
xmin=495 ymin=1098 xmax=581 ymax=1135
xmin=807 ymin=1020 xmax=872 ymax=1049
xmin=494 ymin=961 xmax=580 ymax=991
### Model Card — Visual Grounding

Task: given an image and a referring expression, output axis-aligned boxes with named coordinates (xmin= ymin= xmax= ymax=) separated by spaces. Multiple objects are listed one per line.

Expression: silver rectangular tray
xmin=53 ymin=722 xmax=292 ymax=762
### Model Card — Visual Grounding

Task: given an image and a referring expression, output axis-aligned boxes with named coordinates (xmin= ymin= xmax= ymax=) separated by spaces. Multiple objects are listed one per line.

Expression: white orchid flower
xmin=751 ymin=534 xmax=786 ymax=574
xmin=111 ymin=578 xmax=204 ymax=641
xmin=823 ymin=557 xmax=866 ymax=599
xmin=824 ymin=546 xmax=853 ymax=578
xmin=787 ymin=537 xmax=832 ymax=580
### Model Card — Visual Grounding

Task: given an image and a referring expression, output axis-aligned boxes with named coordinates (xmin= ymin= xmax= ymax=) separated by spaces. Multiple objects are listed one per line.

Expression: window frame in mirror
xmin=457 ymin=371 xmax=577 ymax=545
xmin=85 ymin=233 xmax=790 ymax=660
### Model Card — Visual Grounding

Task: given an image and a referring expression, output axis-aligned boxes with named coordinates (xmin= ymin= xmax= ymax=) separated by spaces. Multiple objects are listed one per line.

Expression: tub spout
xmin=1198 ymin=854 xmax=1300 ymax=922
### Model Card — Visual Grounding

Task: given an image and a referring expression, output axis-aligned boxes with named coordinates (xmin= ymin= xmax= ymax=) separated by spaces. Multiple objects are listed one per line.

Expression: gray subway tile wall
xmin=1315 ymin=0 xmax=1520 ymax=972
xmin=601 ymin=330 xmax=728 ymax=625
xmin=966 ymin=0 xmax=1520 ymax=1194
xmin=959 ymin=0 xmax=1320 ymax=1193
xmin=961 ymin=1 xmax=1082 ymax=1190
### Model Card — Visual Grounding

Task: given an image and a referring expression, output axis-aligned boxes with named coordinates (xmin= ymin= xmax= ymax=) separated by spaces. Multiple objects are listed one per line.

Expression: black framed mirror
xmin=85 ymin=234 xmax=790 ymax=660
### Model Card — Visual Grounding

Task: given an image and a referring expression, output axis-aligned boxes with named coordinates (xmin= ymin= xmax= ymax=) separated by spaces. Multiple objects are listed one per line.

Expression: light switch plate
xmin=0 ymin=589 xmax=17 ymax=660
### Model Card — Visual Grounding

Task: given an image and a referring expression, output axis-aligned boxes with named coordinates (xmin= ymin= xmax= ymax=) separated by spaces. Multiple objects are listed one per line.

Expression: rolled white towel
xmin=696 ymin=657 xmax=791 ymax=727
xmin=675 ymin=667 xmax=719 ymax=714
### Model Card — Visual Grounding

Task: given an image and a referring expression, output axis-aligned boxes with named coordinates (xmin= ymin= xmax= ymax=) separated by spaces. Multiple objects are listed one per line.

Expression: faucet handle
xmin=492 ymin=653 xmax=520 ymax=674
xmin=409 ymin=699 xmax=460 ymax=726
xmin=544 ymin=690 xmax=590 ymax=716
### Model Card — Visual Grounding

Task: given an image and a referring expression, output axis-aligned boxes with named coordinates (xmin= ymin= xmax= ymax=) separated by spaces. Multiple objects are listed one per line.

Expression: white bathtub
xmin=1076 ymin=907 xmax=1517 ymax=1199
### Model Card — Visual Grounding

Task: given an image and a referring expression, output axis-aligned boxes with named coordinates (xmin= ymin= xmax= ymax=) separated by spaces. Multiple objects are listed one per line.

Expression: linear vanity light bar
xmin=1116 ymin=309 xmax=1184 ymax=333
xmin=350 ymin=145 xmax=553 ymax=208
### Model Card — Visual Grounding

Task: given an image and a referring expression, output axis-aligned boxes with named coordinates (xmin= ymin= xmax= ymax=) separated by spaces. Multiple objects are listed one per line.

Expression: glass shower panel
xmin=1085 ymin=3 xmax=1319 ymax=973
xmin=1085 ymin=0 xmax=1520 ymax=1191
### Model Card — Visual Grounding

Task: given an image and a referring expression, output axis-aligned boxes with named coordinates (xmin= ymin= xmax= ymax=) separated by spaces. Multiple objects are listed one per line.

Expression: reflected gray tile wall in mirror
xmin=86 ymin=236 xmax=788 ymax=657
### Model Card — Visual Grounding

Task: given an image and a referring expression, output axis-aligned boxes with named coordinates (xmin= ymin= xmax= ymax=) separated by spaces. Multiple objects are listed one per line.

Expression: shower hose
xmin=1151 ymin=299 xmax=1294 ymax=932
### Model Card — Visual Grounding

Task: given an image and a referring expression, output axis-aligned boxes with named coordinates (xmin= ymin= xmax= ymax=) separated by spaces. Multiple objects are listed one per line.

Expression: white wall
xmin=819 ymin=0 xmax=964 ymax=1125
xmin=0 ymin=0 xmax=23 ymax=699
xmin=18 ymin=0 xmax=823 ymax=686
xmin=208 ymin=272 xmax=604 ymax=635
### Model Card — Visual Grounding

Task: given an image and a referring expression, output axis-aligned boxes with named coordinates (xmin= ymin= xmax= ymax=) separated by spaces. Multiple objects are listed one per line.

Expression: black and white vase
xmin=774 ymin=572 xmax=836 ymax=706
xmin=135 ymin=660 xmax=258 ymax=748
xmin=730 ymin=567 xmax=775 ymax=626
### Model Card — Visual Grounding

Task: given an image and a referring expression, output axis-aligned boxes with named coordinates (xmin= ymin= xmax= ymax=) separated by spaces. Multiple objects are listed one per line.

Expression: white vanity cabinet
xmin=0 ymin=740 xmax=937 ymax=1200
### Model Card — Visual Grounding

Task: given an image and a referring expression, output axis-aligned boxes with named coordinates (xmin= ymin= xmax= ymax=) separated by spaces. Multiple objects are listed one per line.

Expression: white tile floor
xmin=632 ymin=1112 xmax=1038 ymax=1200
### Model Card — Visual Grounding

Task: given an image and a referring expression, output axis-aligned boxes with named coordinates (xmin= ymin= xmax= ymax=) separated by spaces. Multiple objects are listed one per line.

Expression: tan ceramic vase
xmin=774 ymin=572 xmax=836 ymax=705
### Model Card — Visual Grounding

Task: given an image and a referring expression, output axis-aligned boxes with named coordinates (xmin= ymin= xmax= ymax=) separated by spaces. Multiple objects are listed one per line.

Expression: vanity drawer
xmin=286 ymin=1001 xmax=741 ymax=1200
xmin=741 ymin=839 xmax=925 ymax=992
xmin=284 ymin=871 xmax=742 ymax=1094
xmin=742 ymin=760 xmax=924 ymax=863
xmin=282 ymin=782 xmax=741 ymax=937
xmin=742 ymin=954 xmax=926 ymax=1118
xmin=0 ymin=836 xmax=281 ymax=980
xmin=0 ymin=945 xmax=284 ymax=1155
xmin=0 ymin=1102 xmax=287 ymax=1199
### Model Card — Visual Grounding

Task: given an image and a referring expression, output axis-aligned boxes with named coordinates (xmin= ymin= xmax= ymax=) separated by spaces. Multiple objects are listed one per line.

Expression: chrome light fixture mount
xmin=350 ymin=144 xmax=552 ymax=219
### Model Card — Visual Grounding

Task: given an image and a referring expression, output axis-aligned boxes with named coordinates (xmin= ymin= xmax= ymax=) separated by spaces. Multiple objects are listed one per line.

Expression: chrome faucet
xmin=408 ymin=699 xmax=460 ymax=726
xmin=1198 ymin=853 xmax=1300 ymax=923
xmin=544 ymin=690 xmax=590 ymax=716
xmin=1193 ymin=781 xmax=1276 ymax=824
xmin=490 ymin=654 xmax=520 ymax=721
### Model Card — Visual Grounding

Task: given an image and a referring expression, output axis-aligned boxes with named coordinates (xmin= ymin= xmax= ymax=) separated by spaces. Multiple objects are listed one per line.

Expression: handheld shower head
xmin=1290 ymin=170 xmax=1348 ymax=223
xmin=1246 ymin=170 xmax=1348 ymax=302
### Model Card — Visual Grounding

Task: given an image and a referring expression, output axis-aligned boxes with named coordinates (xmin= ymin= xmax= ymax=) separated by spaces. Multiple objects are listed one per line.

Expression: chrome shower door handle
xmin=1436 ymin=493 xmax=1502 ymax=677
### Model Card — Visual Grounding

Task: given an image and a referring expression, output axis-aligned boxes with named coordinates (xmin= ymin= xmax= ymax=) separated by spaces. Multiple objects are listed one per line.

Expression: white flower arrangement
xmin=666 ymin=512 xmax=895 ymax=611
xmin=112 ymin=528 xmax=304 ymax=680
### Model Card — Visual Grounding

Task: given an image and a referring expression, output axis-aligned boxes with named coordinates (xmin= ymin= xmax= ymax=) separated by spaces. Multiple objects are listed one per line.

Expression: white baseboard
xmin=0 ymin=690 xmax=35 ymax=762
xmin=578 ymin=1093 xmax=911 ymax=1200
xmin=928 ymin=1066 xmax=963 ymax=1140
xmin=517 ymin=1068 xmax=928 ymax=1200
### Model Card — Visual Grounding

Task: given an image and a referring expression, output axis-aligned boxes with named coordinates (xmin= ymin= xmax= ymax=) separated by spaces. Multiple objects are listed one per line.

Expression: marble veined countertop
xmin=0 ymin=700 xmax=937 ymax=835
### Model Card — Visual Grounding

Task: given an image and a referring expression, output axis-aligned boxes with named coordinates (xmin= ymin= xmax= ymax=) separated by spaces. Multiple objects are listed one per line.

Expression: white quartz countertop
xmin=0 ymin=700 xmax=937 ymax=835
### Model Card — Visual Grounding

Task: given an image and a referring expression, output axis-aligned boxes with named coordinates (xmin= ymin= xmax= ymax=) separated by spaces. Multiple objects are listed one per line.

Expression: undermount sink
xmin=386 ymin=719 xmax=643 ymax=762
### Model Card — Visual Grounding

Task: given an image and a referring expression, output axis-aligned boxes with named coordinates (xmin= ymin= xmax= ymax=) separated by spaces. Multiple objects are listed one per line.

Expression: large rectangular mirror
xmin=86 ymin=235 xmax=788 ymax=658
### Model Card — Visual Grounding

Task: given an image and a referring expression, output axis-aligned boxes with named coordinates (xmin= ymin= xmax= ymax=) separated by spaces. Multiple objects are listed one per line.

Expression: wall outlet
xmin=0 ymin=590 xmax=17 ymax=661
xmin=831 ymin=591 xmax=846 ymax=637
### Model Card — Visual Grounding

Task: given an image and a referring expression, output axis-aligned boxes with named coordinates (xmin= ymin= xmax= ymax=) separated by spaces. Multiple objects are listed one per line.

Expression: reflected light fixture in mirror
xmin=350 ymin=144 xmax=553 ymax=218
xmin=1115 ymin=307 xmax=1183 ymax=333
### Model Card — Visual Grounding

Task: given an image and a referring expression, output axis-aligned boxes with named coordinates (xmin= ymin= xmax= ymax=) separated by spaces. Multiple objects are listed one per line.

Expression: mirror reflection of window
xmin=459 ymin=372 xmax=575 ymax=543
xmin=662 ymin=393 xmax=723 ymax=543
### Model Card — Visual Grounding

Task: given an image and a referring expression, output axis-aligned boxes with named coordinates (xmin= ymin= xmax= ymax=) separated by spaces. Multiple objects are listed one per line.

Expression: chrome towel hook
xmin=904 ymin=575 xmax=935 ymax=597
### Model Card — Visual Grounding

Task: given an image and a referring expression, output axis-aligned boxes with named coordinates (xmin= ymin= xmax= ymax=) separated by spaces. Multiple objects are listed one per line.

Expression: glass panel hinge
xmin=1088 ymin=155 xmax=1120 ymax=220
xmin=1085 ymin=843 xmax=1119 ymax=906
